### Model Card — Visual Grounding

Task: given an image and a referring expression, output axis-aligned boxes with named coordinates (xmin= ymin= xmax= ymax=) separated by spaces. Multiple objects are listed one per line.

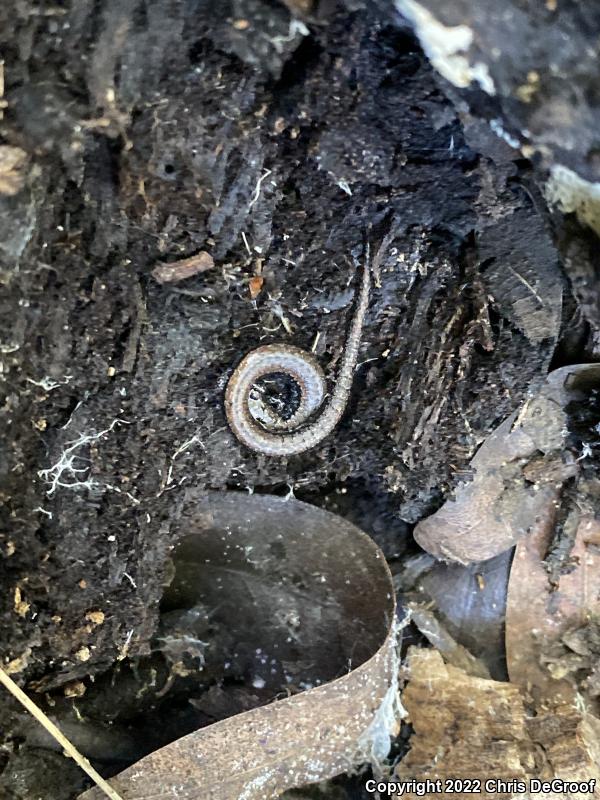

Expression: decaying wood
xmin=398 ymin=648 xmax=600 ymax=800
xmin=507 ymin=511 xmax=600 ymax=706
xmin=0 ymin=1 xmax=567 ymax=714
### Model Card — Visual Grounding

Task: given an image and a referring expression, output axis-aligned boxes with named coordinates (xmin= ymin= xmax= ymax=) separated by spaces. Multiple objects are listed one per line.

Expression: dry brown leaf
xmin=80 ymin=493 xmax=400 ymax=799
xmin=414 ymin=364 xmax=600 ymax=563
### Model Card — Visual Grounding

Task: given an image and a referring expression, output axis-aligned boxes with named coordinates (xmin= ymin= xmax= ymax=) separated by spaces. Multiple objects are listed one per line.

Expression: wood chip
xmin=14 ymin=586 xmax=30 ymax=617
xmin=151 ymin=251 xmax=214 ymax=284
xmin=85 ymin=610 xmax=105 ymax=627
xmin=249 ymin=274 xmax=264 ymax=299
xmin=0 ymin=145 xmax=28 ymax=196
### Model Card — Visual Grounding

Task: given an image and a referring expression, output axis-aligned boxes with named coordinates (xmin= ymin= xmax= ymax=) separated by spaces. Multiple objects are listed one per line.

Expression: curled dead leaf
xmin=79 ymin=492 xmax=400 ymax=799
xmin=414 ymin=365 xmax=600 ymax=564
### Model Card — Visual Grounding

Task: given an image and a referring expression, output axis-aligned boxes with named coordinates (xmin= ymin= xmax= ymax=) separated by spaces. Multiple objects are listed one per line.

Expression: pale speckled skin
xmin=224 ymin=263 xmax=371 ymax=456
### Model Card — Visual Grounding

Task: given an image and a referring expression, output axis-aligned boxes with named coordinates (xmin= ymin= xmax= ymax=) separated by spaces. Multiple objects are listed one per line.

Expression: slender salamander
xmin=224 ymin=258 xmax=370 ymax=456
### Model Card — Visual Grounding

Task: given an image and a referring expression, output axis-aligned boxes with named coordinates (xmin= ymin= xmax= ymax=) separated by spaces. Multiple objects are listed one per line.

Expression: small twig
xmin=152 ymin=250 xmax=215 ymax=284
xmin=0 ymin=665 xmax=124 ymax=800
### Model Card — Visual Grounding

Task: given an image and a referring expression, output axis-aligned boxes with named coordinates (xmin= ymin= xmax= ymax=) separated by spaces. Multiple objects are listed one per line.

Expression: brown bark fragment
xmin=397 ymin=648 xmax=600 ymax=800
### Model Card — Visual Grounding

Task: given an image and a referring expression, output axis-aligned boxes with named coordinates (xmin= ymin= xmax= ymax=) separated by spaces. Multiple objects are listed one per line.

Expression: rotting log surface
xmin=0 ymin=1 xmax=590 ymax=797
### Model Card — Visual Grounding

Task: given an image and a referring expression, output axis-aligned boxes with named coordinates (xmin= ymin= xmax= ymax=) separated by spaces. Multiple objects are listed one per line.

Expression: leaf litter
xmin=78 ymin=492 xmax=402 ymax=799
